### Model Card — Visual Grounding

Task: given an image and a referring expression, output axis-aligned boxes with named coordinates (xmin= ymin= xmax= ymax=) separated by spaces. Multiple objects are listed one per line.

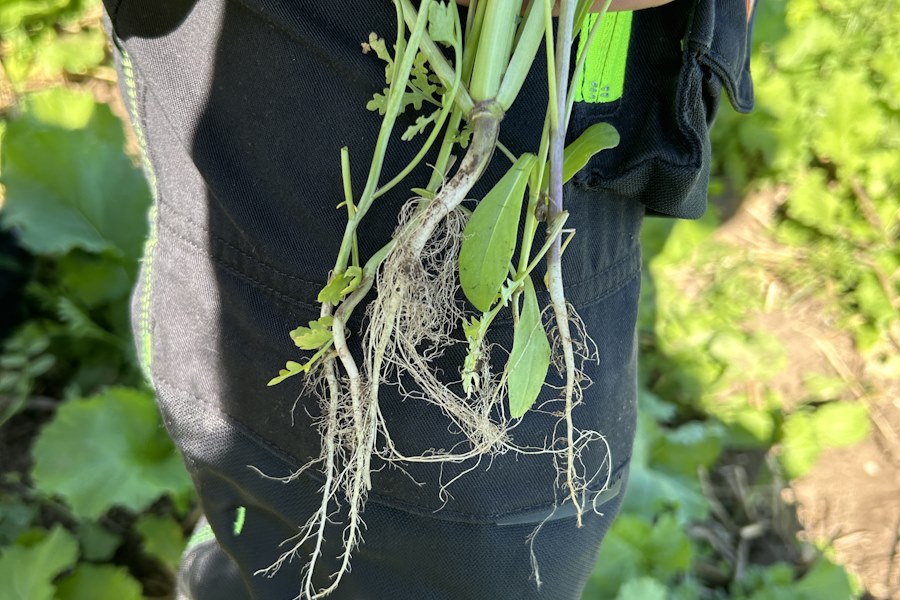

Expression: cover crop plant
xmin=268 ymin=1 xmax=621 ymax=596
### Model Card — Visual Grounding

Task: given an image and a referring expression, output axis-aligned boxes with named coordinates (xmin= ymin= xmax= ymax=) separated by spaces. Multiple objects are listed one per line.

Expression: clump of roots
xmin=365 ymin=200 xmax=510 ymax=460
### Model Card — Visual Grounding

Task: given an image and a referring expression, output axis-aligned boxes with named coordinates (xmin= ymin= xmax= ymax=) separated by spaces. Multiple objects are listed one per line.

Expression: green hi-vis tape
xmin=575 ymin=11 xmax=633 ymax=104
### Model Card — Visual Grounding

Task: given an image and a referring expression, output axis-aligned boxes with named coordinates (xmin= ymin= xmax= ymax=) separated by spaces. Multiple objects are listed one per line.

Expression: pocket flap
xmin=686 ymin=0 xmax=756 ymax=113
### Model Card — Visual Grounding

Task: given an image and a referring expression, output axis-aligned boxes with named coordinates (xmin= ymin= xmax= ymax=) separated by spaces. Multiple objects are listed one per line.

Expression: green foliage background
xmin=0 ymin=0 xmax=895 ymax=597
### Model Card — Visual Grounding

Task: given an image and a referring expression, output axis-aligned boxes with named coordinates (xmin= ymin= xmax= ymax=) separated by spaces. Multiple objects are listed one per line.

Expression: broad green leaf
xmin=56 ymin=564 xmax=143 ymax=600
xmin=76 ymin=520 xmax=121 ymax=562
xmin=135 ymin=514 xmax=186 ymax=569
xmin=506 ymin=276 xmax=550 ymax=418
xmin=540 ymin=122 xmax=619 ymax=189
xmin=615 ymin=577 xmax=667 ymax=600
xmin=0 ymin=525 xmax=78 ymax=600
xmin=792 ymin=557 xmax=855 ymax=599
xmin=459 ymin=153 xmax=536 ymax=311
xmin=26 ymin=87 xmax=96 ymax=129
xmin=0 ymin=105 xmax=152 ymax=261
xmin=31 ymin=387 xmax=193 ymax=519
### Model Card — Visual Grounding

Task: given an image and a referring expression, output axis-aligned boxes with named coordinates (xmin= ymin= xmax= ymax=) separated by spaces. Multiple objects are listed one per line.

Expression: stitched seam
xmin=157 ymin=198 xmax=321 ymax=286
xmin=157 ymin=218 xmax=321 ymax=313
xmin=155 ymin=377 xmax=632 ymax=523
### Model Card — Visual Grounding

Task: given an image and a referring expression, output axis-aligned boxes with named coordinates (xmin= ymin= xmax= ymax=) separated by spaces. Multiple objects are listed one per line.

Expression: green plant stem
xmin=374 ymin=5 xmax=463 ymax=201
xmin=469 ymin=0 xmax=522 ymax=101
xmin=334 ymin=0 xmax=434 ymax=273
xmin=496 ymin=0 xmax=547 ymax=111
xmin=546 ymin=0 xmax=583 ymax=528
xmin=400 ymin=0 xmax=475 ymax=114
xmin=340 ymin=148 xmax=360 ymax=267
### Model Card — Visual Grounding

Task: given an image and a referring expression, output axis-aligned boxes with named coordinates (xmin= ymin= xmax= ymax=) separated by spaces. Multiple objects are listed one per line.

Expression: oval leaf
xmin=507 ymin=276 xmax=550 ymax=418
xmin=541 ymin=122 xmax=620 ymax=189
xmin=459 ymin=153 xmax=536 ymax=311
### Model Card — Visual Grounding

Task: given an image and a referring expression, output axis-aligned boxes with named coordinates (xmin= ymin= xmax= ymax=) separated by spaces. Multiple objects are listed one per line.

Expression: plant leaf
xmin=507 ymin=276 xmax=550 ymax=418
xmin=541 ymin=122 xmax=620 ymax=189
xmin=0 ymin=525 xmax=79 ymax=600
xmin=0 ymin=105 xmax=152 ymax=261
xmin=31 ymin=387 xmax=194 ymax=519
xmin=459 ymin=153 xmax=536 ymax=311
xmin=135 ymin=515 xmax=186 ymax=570
xmin=56 ymin=564 xmax=143 ymax=600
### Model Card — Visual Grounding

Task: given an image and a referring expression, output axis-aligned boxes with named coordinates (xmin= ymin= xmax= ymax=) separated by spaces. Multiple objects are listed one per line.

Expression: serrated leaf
xmin=541 ymin=122 xmax=620 ymax=189
xmin=268 ymin=360 xmax=306 ymax=386
xmin=31 ymin=387 xmax=193 ymax=519
xmin=135 ymin=514 xmax=185 ymax=569
xmin=289 ymin=317 xmax=333 ymax=350
xmin=0 ymin=525 xmax=79 ymax=600
xmin=507 ymin=276 xmax=550 ymax=418
xmin=56 ymin=564 xmax=143 ymax=600
xmin=459 ymin=153 xmax=536 ymax=311
xmin=0 ymin=105 xmax=152 ymax=261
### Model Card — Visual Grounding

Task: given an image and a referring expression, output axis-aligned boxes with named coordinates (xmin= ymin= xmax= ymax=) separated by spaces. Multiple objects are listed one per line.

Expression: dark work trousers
xmin=103 ymin=1 xmax=754 ymax=598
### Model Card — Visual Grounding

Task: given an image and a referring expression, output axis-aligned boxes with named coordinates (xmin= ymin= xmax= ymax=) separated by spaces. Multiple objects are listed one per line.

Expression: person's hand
xmin=454 ymin=0 xmax=676 ymax=12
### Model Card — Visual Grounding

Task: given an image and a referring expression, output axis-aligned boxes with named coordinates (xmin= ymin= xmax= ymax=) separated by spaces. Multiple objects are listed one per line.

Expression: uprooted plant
xmin=267 ymin=0 xmax=622 ymax=596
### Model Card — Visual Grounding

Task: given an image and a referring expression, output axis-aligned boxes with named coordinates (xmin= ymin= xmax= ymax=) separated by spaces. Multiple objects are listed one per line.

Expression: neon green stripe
xmin=120 ymin=49 xmax=159 ymax=379
xmin=232 ymin=506 xmax=246 ymax=536
xmin=575 ymin=11 xmax=633 ymax=104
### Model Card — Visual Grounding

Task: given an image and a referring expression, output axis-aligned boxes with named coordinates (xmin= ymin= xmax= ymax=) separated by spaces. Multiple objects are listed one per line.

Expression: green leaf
xmin=0 ymin=105 xmax=152 ymax=261
xmin=75 ymin=520 xmax=121 ymax=562
xmin=506 ymin=276 xmax=550 ymax=418
xmin=31 ymin=28 xmax=106 ymax=76
xmin=427 ymin=1 xmax=456 ymax=46
xmin=792 ymin=557 xmax=855 ymax=599
xmin=780 ymin=402 xmax=870 ymax=479
xmin=289 ymin=317 xmax=334 ymax=350
xmin=615 ymin=577 xmax=668 ymax=600
xmin=459 ymin=153 xmax=536 ymax=311
xmin=56 ymin=564 xmax=143 ymax=600
xmin=268 ymin=360 xmax=306 ymax=386
xmin=26 ymin=87 xmax=96 ymax=129
xmin=0 ymin=525 xmax=79 ymax=600
xmin=541 ymin=122 xmax=620 ymax=189
xmin=31 ymin=387 xmax=193 ymax=519
xmin=317 ymin=268 xmax=362 ymax=304
xmin=135 ymin=514 xmax=186 ymax=570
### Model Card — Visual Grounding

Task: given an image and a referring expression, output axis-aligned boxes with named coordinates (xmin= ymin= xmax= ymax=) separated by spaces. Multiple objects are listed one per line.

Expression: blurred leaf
xmin=75 ymin=520 xmax=121 ymax=562
xmin=31 ymin=28 xmax=106 ymax=76
xmin=0 ymin=525 xmax=78 ymax=600
xmin=135 ymin=514 xmax=185 ymax=570
xmin=31 ymin=387 xmax=193 ymax=519
xmin=55 ymin=564 xmax=143 ymax=600
xmin=0 ymin=104 xmax=151 ymax=261
xmin=25 ymin=88 xmax=96 ymax=129
xmin=780 ymin=402 xmax=870 ymax=479
xmin=614 ymin=577 xmax=667 ymax=600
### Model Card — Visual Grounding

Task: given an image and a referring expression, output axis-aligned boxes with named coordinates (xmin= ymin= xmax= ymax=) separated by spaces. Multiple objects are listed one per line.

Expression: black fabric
xmin=101 ymin=1 xmax=753 ymax=598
